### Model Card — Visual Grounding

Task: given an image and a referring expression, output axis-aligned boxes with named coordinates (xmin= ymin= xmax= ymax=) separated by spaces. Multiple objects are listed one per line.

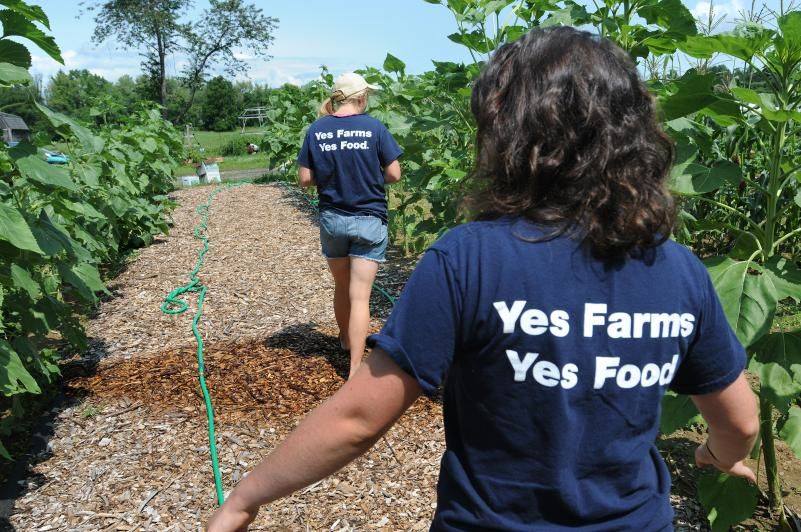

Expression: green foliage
xmin=220 ymin=135 xmax=262 ymax=157
xmin=0 ymin=0 xmax=184 ymax=459
xmin=45 ymin=70 xmax=112 ymax=123
xmin=697 ymin=472 xmax=760 ymax=531
xmin=200 ymin=76 xmax=241 ymax=131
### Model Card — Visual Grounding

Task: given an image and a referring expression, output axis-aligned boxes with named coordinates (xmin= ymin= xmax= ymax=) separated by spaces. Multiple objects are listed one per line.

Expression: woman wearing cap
xmin=297 ymin=72 xmax=403 ymax=379
xmin=208 ymin=28 xmax=759 ymax=532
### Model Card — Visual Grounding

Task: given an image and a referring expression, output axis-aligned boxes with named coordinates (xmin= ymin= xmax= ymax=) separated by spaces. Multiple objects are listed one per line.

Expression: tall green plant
xmin=0 ymin=0 xmax=184 ymax=459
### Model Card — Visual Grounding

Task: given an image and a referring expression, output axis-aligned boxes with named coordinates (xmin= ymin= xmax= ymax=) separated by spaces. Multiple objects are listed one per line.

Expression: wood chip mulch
xmin=7 ymin=183 xmax=708 ymax=531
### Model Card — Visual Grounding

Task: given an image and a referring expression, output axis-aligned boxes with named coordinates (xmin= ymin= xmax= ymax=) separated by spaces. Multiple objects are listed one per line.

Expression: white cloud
xmin=29 ymin=40 xmax=355 ymax=87
xmin=236 ymin=57 xmax=341 ymax=86
xmin=31 ymin=44 xmax=142 ymax=81
xmin=691 ymin=0 xmax=744 ymax=26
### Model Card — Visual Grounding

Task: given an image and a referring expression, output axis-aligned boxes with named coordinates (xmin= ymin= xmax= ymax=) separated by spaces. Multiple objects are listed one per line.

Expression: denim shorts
xmin=319 ymin=210 xmax=388 ymax=263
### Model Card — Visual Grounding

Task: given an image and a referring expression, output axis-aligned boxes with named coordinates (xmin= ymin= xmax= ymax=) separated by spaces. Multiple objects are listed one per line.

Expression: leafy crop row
xmin=257 ymin=0 xmax=801 ymax=528
xmin=0 ymin=1 xmax=183 ymax=458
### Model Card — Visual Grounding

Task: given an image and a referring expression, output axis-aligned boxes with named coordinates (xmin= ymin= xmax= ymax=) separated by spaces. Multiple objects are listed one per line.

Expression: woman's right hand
xmin=694 ymin=442 xmax=756 ymax=483
xmin=206 ymin=501 xmax=258 ymax=532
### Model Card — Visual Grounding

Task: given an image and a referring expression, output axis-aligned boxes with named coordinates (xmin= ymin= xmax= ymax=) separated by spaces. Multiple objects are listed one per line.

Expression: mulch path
xmin=7 ymin=183 xmax=710 ymax=531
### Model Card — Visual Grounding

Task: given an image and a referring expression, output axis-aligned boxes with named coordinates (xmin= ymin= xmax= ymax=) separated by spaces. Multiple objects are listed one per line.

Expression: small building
xmin=0 ymin=112 xmax=30 ymax=145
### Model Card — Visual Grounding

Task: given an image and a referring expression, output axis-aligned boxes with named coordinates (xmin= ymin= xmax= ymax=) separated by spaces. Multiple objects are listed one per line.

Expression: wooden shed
xmin=0 ymin=112 xmax=30 ymax=145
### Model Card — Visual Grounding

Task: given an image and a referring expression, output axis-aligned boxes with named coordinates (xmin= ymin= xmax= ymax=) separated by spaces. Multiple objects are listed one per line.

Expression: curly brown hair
xmin=470 ymin=26 xmax=676 ymax=261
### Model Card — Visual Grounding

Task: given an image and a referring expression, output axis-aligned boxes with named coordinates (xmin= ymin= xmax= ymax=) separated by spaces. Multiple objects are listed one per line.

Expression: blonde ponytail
xmin=318 ymin=89 xmax=369 ymax=117
xmin=318 ymin=96 xmax=336 ymax=117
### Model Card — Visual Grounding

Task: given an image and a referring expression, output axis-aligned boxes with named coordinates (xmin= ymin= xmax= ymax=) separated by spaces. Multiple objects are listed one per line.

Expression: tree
xmin=84 ymin=0 xmax=190 ymax=116
xmin=177 ymin=0 xmax=276 ymax=120
xmin=45 ymin=69 xmax=111 ymax=122
xmin=84 ymin=0 xmax=277 ymax=121
xmin=0 ymin=74 xmax=45 ymax=132
xmin=200 ymin=76 xmax=240 ymax=131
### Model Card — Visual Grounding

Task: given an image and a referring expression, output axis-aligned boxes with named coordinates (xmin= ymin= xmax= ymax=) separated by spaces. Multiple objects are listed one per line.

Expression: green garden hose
xmin=160 ymin=180 xmax=397 ymax=507
xmin=161 ymin=182 xmax=245 ymax=505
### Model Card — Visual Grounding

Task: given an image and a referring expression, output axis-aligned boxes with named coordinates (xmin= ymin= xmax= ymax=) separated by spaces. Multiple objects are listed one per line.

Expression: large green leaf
xmin=752 ymin=360 xmax=801 ymax=413
xmin=697 ymin=471 xmax=759 ymax=531
xmin=752 ymin=329 xmax=801 ymax=381
xmin=0 ymin=40 xmax=30 ymax=67
xmin=0 ymin=9 xmax=61 ymax=63
xmin=73 ymin=161 xmax=101 ymax=187
xmin=0 ymin=338 xmax=40 ymax=395
xmin=659 ymin=72 xmax=717 ymax=120
xmin=731 ymin=87 xmax=801 ymax=122
xmin=669 ymin=160 xmax=741 ymax=195
xmin=383 ymin=53 xmax=406 ymax=76
xmin=10 ymin=263 xmax=40 ymax=299
xmin=776 ymin=11 xmax=801 ymax=57
xmin=13 ymin=338 xmax=58 ymax=384
xmin=680 ymin=31 xmax=772 ymax=61
xmin=0 ymin=0 xmax=50 ymax=28
xmin=35 ymin=103 xmax=104 ymax=153
xmin=57 ymin=262 xmax=108 ymax=303
xmin=0 ymin=60 xmax=28 ymax=84
xmin=705 ymin=257 xmax=777 ymax=347
xmin=16 ymin=153 xmax=79 ymax=192
xmin=779 ymin=406 xmax=801 ymax=461
xmin=660 ymin=391 xmax=703 ymax=434
xmin=29 ymin=209 xmax=76 ymax=257
xmin=0 ymin=202 xmax=42 ymax=254
xmin=447 ymin=30 xmax=495 ymax=53
xmin=638 ymin=0 xmax=697 ymax=35
xmin=763 ymin=256 xmax=801 ymax=303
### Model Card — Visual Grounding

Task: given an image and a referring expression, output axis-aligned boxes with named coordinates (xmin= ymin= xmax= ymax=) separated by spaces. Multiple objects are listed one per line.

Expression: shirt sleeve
xmin=297 ymin=131 xmax=312 ymax=168
xmin=670 ymin=271 xmax=746 ymax=395
xmin=377 ymin=125 xmax=403 ymax=167
xmin=367 ymin=248 xmax=461 ymax=396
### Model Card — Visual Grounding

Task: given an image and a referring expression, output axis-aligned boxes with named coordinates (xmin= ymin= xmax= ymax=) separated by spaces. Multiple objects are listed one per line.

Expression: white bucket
xmin=181 ymin=174 xmax=200 ymax=187
xmin=204 ymin=163 xmax=222 ymax=183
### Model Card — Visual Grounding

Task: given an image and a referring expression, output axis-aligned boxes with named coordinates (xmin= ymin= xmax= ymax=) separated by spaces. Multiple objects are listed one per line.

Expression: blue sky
xmin=30 ymin=0 xmax=773 ymax=86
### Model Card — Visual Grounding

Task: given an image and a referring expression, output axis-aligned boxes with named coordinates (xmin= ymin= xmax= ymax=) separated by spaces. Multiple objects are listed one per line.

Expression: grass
xmin=177 ymin=127 xmax=269 ymax=177
xmin=176 ymin=154 xmax=270 ymax=177
xmin=189 ymin=127 xmax=265 ymax=154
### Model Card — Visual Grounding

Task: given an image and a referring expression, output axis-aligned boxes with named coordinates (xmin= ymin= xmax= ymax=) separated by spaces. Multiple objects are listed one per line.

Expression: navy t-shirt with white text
xmin=368 ymin=218 xmax=745 ymax=531
xmin=297 ymin=114 xmax=402 ymax=223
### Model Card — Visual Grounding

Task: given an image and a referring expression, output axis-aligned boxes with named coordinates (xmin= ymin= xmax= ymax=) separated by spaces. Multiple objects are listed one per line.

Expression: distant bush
xmin=220 ymin=135 xmax=263 ymax=156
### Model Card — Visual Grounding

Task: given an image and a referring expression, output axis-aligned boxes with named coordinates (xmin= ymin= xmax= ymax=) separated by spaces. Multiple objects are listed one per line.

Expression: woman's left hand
xmin=206 ymin=502 xmax=258 ymax=532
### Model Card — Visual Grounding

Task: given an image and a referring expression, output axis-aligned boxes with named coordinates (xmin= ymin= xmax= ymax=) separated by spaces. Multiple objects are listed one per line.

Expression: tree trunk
xmin=159 ymin=50 xmax=167 ymax=116
xmin=155 ymin=25 xmax=168 ymax=118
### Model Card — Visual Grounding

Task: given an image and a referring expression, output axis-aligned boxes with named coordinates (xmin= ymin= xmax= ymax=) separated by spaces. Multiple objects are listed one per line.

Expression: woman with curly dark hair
xmin=208 ymin=27 xmax=758 ymax=531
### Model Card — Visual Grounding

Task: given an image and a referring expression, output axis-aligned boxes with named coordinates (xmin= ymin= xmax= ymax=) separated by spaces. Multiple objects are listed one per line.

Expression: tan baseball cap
xmin=332 ymin=72 xmax=380 ymax=101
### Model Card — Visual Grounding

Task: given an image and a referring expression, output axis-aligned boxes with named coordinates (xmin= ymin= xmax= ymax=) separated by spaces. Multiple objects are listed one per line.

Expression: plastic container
xmin=181 ymin=174 xmax=200 ymax=187
xmin=200 ymin=162 xmax=221 ymax=183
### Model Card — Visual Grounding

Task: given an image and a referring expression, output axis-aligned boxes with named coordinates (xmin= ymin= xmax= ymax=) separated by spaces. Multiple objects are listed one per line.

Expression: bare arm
xmin=384 ymin=160 xmax=401 ymax=184
xmin=298 ymin=165 xmax=315 ymax=188
xmin=206 ymin=350 xmax=421 ymax=531
xmin=691 ymin=373 xmax=759 ymax=481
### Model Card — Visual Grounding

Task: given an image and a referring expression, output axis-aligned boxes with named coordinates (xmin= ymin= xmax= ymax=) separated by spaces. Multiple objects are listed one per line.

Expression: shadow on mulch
xmin=68 ymin=323 xmax=440 ymax=428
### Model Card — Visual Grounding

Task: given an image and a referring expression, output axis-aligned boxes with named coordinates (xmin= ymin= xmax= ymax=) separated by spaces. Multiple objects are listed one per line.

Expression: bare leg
xmin=326 ymin=258 xmax=351 ymax=350
xmin=347 ymin=258 xmax=379 ymax=379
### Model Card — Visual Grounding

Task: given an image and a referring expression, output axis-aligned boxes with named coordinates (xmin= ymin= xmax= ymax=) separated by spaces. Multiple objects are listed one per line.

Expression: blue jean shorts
xmin=319 ymin=210 xmax=388 ymax=263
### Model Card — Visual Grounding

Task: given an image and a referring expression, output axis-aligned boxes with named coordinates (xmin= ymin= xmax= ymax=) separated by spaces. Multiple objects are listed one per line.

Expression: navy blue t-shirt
xmin=368 ymin=218 xmax=745 ymax=531
xmin=297 ymin=114 xmax=402 ymax=223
